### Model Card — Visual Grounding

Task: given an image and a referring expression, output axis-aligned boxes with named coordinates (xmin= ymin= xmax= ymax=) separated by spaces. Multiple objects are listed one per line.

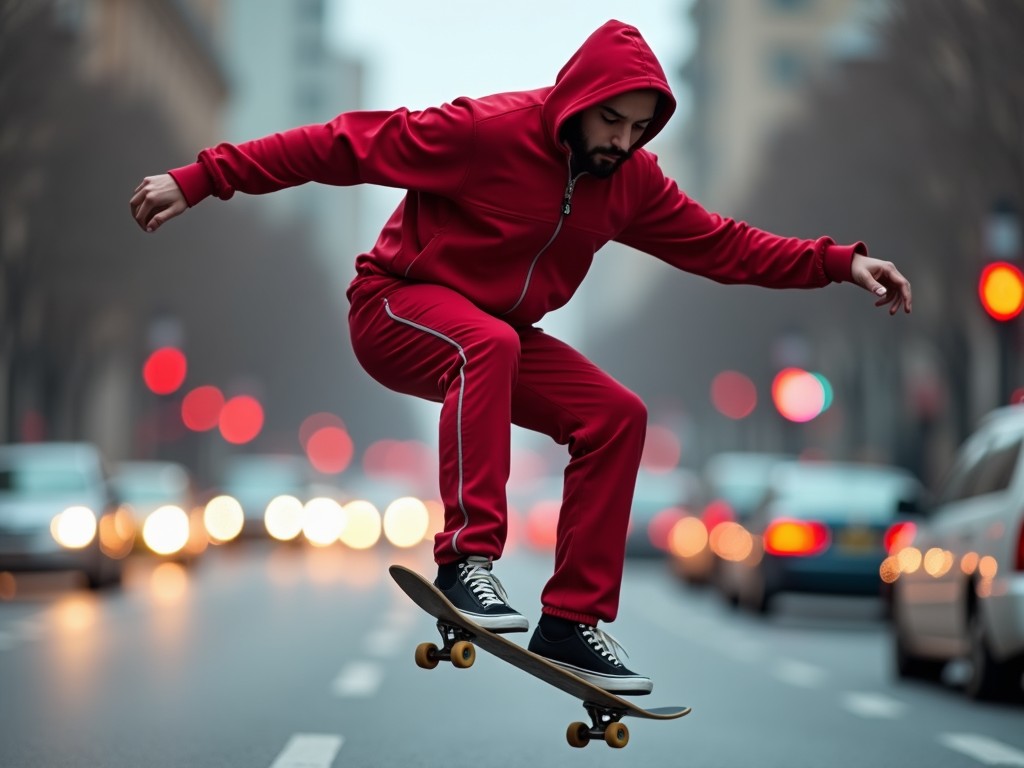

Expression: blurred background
xmin=3 ymin=2 xmax=1024 ymax=765
xmin=3 ymin=0 xmax=1022 ymax=490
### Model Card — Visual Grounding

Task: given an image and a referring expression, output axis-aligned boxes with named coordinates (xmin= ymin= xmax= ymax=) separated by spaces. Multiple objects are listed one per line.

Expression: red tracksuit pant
xmin=348 ymin=274 xmax=646 ymax=624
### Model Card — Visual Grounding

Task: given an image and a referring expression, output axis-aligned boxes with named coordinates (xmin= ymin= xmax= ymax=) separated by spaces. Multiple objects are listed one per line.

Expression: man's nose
xmin=610 ymin=126 xmax=632 ymax=150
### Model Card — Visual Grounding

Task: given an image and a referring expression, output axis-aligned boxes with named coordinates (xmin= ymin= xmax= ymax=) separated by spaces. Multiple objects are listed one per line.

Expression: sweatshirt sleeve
xmin=168 ymin=99 xmax=477 ymax=207
xmin=615 ymin=156 xmax=862 ymax=287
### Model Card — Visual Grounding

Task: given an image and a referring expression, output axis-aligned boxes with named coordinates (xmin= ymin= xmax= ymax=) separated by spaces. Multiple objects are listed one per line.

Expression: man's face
xmin=564 ymin=89 xmax=659 ymax=178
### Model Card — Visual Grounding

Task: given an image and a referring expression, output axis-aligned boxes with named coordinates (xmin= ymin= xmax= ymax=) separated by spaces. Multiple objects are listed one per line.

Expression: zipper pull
xmin=562 ymin=178 xmax=577 ymax=216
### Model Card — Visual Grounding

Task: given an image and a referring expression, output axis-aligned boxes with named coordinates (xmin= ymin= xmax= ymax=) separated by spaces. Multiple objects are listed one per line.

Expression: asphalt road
xmin=2 ymin=541 xmax=1022 ymax=767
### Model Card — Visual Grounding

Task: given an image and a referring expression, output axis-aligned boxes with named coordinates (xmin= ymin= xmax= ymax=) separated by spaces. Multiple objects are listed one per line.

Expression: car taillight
xmin=764 ymin=519 xmax=830 ymax=557
xmin=884 ymin=521 xmax=917 ymax=554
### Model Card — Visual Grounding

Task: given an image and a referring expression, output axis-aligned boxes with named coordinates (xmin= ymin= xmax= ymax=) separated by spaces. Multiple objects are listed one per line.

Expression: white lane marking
xmin=269 ymin=733 xmax=343 ymax=768
xmin=771 ymin=659 xmax=826 ymax=689
xmin=841 ymin=692 xmax=906 ymax=719
xmin=331 ymin=661 xmax=384 ymax=697
xmin=938 ymin=733 xmax=1024 ymax=766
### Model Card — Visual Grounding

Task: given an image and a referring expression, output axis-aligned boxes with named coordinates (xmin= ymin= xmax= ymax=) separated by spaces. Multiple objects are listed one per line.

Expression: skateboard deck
xmin=389 ymin=564 xmax=691 ymax=748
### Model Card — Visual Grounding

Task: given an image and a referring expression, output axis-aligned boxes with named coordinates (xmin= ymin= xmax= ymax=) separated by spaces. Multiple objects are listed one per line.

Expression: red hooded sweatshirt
xmin=169 ymin=20 xmax=861 ymax=327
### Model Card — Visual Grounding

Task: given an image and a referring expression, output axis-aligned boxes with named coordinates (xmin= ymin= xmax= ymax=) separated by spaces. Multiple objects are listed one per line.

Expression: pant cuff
xmin=541 ymin=606 xmax=601 ymax=625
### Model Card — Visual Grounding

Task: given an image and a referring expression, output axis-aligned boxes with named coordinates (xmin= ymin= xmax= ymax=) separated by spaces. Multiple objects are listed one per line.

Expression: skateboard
xmin=389 ymin=564 xmax=691 ymax=749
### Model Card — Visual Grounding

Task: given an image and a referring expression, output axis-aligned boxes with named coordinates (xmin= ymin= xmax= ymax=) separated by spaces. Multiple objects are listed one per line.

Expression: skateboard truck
xmin=567 ymin=704 xmax=630 ymax=748
xmin=414 ymin=620 xmax=478 ymax=670
xmin=415 ymin=622 xmax=631 ymax=749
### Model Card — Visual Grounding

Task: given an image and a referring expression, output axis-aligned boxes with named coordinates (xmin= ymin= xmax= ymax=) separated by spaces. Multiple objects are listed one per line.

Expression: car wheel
xmin=743 ymin=567 xmax=773 ymax=615
xmin=967 ymin=610 xmax=1023 ymax=701
xmin=86 ymin=558 xmax=123 ymax=591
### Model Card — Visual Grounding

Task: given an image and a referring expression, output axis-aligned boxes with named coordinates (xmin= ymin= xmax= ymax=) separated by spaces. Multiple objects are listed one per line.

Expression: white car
xmin=890 ymin=405 xmax=1024 ymax=701
xmin=0 ymin=442 xmax=131 ymax=588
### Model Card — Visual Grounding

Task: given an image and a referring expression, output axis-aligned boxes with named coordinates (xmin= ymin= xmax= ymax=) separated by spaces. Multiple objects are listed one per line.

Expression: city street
xmin=2 ymin=540 xmax=1021 ymax=768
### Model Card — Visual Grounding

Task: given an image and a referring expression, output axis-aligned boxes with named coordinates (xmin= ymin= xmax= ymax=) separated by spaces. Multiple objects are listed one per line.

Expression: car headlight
xmin=142 ymin=505 xmax=191 ymax=556
xmin=51 ymin=506 xmax=98 ymax=549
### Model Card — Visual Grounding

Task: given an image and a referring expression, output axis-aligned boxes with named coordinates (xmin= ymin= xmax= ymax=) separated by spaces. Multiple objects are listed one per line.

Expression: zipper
xmin=563 ymin=177 xmax=578 ymax=215
xmin=502 ymin=159 xmax=584 ymax=316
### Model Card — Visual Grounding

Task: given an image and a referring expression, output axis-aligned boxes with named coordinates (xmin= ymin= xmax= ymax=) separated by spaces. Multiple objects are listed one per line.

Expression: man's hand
xmin=850 ymin=253 xmax=912 ymax=315
xmin=130 ymin=174 xmax=187 ymax=233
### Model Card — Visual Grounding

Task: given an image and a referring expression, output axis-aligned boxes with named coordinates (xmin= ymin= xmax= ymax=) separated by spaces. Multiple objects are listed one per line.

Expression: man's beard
xmin=561 ymin=116 xmax=629 ymax=179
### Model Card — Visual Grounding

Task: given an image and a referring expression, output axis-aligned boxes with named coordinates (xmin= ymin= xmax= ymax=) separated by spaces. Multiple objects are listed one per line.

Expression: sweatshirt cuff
xmin=167 ymin=162 xmax=214 ymax=207
xmin=823 ymin=241 xmax=866 ymax=284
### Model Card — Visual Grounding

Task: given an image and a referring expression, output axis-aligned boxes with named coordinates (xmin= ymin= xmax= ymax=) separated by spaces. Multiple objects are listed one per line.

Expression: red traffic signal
xmin=979 ymin=261 xmax=1024 ymax=321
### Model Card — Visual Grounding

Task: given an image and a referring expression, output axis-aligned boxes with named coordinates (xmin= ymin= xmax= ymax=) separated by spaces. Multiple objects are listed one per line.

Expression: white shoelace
xmin=459 ymin=556 xmax=511 ymax=609
xmin=580 ymin=625 xmax=630 ymax=667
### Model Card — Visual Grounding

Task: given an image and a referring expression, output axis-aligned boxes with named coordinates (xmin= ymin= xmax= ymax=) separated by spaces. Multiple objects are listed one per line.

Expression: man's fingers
xmin=145 ymin=200 xmax=185 ymax=232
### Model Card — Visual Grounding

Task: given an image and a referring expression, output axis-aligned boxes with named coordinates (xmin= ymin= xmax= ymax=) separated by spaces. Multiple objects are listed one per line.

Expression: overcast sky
xmin=325 ymin=0 xmax=696 ymax=128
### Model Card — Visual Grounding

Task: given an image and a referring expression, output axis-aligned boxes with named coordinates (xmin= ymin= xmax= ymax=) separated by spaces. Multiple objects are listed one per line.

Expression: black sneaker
xmin=435 ymin=556 xmax=529 ymax=633
xmin=528 ymin=618 xmax=653 ymax=695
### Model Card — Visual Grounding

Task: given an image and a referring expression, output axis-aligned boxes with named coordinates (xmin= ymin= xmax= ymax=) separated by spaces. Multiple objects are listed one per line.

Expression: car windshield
xmin=715 ymin=478 xmax=772 ymax=512
xmin=773 ymin=469 xmax=914 ymax=522
xmin=114 ymin=466 xmax=188 ymax=502
xmin=223 ymin=461 xmax=306 ymax=492
xmin=0 ymin=467 xmax=91 ymax=496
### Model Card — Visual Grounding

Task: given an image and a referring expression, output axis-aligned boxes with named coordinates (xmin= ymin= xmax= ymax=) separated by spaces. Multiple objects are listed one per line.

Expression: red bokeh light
xmin=306 ymin=426 xmax=354 ymax=474
xmin=363 ymin=439 xmax=436 ymax=481
xmin=299 ymin=412 xmax=346 ymax=449
xmin=142 ymin=347 xmax=187 ymax=395
xmin=710 ymin=370 xmax=757 ymax=420
xmin=640 ymin=424 xmax=682 ymax=472
xmin=219 ymin=395 xmax=264 ymax=445
xmin=181 ymin=386 xmax=224 ymax=432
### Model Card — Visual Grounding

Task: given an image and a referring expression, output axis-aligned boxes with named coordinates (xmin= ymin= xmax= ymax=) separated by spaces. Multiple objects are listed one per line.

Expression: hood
xmin=543 ymin=19 xmax=676 ymax=151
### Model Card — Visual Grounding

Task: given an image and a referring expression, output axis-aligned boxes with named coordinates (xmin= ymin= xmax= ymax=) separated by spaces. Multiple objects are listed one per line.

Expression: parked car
xmin=721 ymin=459 xmax=923 ymax=615
xmin=669 ymin=452 xmax=792 ymax=588
xmin=0 ymin=442 xmax=133 ymax=588
xmin=112 ymin=460 xmax=207 ymax=561
xmin=889 ymin=405 xmax=1024 ymax=701
xmin=625 ymin=468 xmax=702 ymax=558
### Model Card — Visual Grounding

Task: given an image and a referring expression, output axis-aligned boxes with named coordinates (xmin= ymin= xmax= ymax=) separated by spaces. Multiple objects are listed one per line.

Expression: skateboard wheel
xmin=450 ymin=640 xmax=476 ymax=669
xmin=566 ymin=722 xmax=590 ymax=748
xmin=415 ymin=642 xmax=440 ymax=670
xmin=603 ymin=722 xmax=629 ymax=749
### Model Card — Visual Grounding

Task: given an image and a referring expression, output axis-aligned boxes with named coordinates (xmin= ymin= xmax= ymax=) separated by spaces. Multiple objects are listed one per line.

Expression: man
xmin=131 ymin=20 xmax=911 ymax=695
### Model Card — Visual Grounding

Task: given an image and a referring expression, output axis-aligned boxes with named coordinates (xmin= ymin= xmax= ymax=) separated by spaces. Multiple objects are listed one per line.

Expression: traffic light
xmin=978 ymin=261 xmax=1024 ymax=321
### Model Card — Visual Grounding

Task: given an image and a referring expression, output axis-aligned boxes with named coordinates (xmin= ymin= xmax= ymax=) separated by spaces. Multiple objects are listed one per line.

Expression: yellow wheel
xmin=450 ymin=640 xmax=476 ymax=668
xmin=604 ymin=722 xmax=629 ymax=749
xmin=415 ymin=642 xmax=439 ymax=670
xmin=566 ymin=722 xmax=590 ymax=748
